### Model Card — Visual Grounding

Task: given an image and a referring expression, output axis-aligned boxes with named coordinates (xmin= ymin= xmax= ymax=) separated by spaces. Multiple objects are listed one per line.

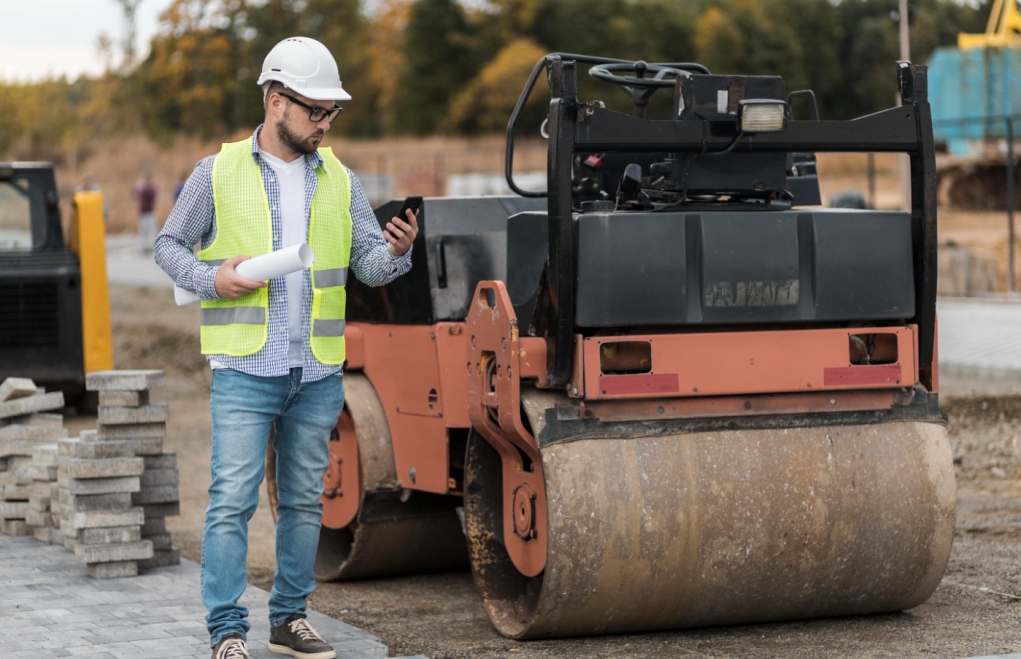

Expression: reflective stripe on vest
xmin=198 ymin=138 xmax=352 ymax=364
xmin=201 ymin=307 xmax=266 ymax=326
xmin=313 ymin=319 xmax=346 ymax=336
xmin=313 ymin=267 xmax=348 ymax=288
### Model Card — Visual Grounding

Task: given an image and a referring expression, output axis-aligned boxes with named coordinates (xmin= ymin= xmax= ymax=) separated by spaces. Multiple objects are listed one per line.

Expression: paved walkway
xmin=0 ymin=534 xmax=415 ymax=659
xmin=938 ymin=298 xmax=1021 ymax=380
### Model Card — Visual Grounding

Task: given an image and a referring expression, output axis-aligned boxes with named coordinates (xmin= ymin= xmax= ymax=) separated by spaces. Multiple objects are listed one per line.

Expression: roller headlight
xmin=738 ymin=100 xmax=787 ymax=133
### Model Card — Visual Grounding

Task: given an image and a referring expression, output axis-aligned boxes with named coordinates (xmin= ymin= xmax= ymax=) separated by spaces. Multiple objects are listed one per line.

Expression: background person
xmin=154 ymin=36 xmax=418 ymax=659
xmin=132 ymin=173 xmax=157 ymax=252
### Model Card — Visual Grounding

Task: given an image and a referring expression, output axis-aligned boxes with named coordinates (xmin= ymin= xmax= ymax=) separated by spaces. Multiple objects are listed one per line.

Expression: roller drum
xmin=466 ymin=391 xmax=955 ymax=638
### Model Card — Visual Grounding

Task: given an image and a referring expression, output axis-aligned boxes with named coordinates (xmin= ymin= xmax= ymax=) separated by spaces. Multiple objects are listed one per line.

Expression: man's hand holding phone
xmin=386 ymin=195 xmax=421 ymax=257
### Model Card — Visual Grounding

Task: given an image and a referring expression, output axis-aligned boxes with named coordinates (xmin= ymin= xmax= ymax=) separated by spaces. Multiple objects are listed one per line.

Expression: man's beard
xmin=276 ymin=117 xmax=323 ymax=155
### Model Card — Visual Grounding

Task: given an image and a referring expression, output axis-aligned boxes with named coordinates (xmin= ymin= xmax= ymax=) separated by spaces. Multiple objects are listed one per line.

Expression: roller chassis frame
xmin=300 ymin=56 xmax=952 ymax=640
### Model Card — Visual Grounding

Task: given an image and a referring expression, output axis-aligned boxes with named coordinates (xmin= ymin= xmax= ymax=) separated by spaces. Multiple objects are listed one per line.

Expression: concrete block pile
xmin=86 ymin=369 xmax=180 ymax=570
xmin=0 ymin=378 xmax=66 ymax=537
xmin=55 ymin=445 xmax=152 ymax=578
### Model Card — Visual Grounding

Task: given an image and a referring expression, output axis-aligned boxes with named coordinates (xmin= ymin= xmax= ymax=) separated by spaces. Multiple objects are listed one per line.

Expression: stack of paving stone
xmin=55 ymin=437 xmax=152 ymax=577
xmin=0 ymin=377 xmax=66 ymax=536
xmin=88 ymin=369 xmax=180 ymax=569
xmin=26 ymin=443 xmax=60 ymax=543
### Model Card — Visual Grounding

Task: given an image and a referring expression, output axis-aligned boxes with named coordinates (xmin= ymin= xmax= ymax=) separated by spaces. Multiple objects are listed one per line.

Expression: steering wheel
xmin=588 ymin=61 xmax=691 ymax=117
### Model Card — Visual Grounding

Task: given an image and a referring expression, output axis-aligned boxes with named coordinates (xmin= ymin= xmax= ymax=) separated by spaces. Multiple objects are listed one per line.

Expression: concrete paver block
xmin=86 ymin=370 xmax=165 ymax=392
xmin=28 ymin=494 xmax=50 ymax=512
xmin=0 ymin=393 xmax=65 ymax=420
xmin=141 ymin=517 xmax=166 ymax=535
xmin=25 ymin=464 xmax=57 ymax=481
xmin=0 ymin=439 xmax=38 ymax=459
xmin=137 ymin=547 xmax=180 ymax=569
xmin=4 ymin=484 xmax=31 ymax=500
xmin=5 ymin=413 xmax=63 ymax=428
xmin=96 ymin=424 xmax=167 ymax=440
xmin=99 ymin=391 xmax=150 ymax=407
xmin=60 ymin=491 xmax=134 ymax=512
xmin=140 ymin=470 xmax=178 ymax=488
xmin=72 ymin=507 xmax=145 ymax=530
xmin=87 ymin=560 xmax=139 ymax=579
xmin=30 ymin=444 xmax=58 ymax=465
xmin=30 ymin=481 xmax=52 ymax=496
xmin=0 ymin=469 xmax=32 ymax=487
xmin=31 ymin=525 xmax=54 ymax=544
xmin=59 ymin=475 xmax=140 ymax=496
xmin=145 ymin=533 xmax=173 ymax=551
xmin=59 ymin=457 xmax=145 ymax=480
xmin=141 ymin=501 xmax=180 ymax=518
xmin=60 ymin=437 xmax=162 ymax=458
xmin=0 ymin=425 xmax=67 ymax=441
xmin=132 ymin=485 xmax=179 ymax=505
xmin=0 ymin=378 xmax=38 ymax=402
xmin=25 ymin=509 xmax=50 ymax=527
xmin=98 ymin=404 xmax=169 ymax=426
xmin=74 ymin=539 xmax=153 ymax=563
xmin=0 ymin=519 xmax=29 ymax=535
xmin=143 ymin=453 xmax=177 ymax=470
xmin=79 ymin=526 xmax=142 ymax=545
xmin=59 ymin=438 xmax=132 ymax=460
xmin=1 ymin=501 xmax=29 ymax=518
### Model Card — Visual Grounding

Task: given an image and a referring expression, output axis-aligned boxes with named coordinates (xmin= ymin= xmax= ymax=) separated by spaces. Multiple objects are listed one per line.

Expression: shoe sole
xmin=266 ymin=642 xmax=336 ymax=659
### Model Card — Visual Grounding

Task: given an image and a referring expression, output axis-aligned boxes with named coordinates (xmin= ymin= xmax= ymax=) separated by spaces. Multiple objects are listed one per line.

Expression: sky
xmin=0 ymin=0 xmax=176 ymax=82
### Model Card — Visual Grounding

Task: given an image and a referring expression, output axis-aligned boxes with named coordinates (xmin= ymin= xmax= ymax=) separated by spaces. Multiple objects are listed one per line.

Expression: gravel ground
xmin=98 ymin=284 xmax=1021 ymax=659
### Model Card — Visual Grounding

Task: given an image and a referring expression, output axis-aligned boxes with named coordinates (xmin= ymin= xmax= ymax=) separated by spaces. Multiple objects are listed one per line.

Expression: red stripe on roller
xmin=823 ymin=365 xmax=902 ymax=386
xmin=599 ymin=373 xmax=680 ymax=396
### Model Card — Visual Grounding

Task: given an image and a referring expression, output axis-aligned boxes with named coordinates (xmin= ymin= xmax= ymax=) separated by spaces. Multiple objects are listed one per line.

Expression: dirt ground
xmin=90 ymin=283 xmax=1021 ymax=659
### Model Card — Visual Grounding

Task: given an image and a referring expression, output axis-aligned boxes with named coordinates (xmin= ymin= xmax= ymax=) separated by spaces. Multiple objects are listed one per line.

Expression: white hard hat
xmin=256 ymin=36 xmax=351 ymax=101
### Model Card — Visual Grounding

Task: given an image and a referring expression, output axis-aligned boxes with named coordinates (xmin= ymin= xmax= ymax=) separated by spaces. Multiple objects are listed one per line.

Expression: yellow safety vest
xmin=198 ymin=138 xmax=352 ymax=365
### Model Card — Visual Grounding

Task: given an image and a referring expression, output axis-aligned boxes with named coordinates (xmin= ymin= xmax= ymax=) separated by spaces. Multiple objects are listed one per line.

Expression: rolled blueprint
xmin=173 ymin=243 xmax=315 ymax=306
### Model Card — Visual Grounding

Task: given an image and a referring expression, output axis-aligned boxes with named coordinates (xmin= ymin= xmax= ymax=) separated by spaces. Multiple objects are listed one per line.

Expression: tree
xmin=393 ymin=0 xmax=484 ymax=134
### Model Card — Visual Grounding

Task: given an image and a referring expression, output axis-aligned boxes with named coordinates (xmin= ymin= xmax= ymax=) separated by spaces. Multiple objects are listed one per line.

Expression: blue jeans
xmin=202 ymin=367 xmax=344 ymax=647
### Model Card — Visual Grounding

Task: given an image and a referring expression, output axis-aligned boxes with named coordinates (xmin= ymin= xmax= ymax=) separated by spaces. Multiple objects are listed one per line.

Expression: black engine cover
xmin=507 ymin=209 xmax=916 ymax=328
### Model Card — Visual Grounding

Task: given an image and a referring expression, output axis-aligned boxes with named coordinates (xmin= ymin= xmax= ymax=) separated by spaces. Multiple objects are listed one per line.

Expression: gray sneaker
xmin=212 ymin=633 xmax=249 ymax=659
xmin=268 ymin=614 xmax=336 ymax=659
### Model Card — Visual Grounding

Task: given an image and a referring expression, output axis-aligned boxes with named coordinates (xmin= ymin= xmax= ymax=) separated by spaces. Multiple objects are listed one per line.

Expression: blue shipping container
xmin=927 ymin=46 xmax=1021 ymax=155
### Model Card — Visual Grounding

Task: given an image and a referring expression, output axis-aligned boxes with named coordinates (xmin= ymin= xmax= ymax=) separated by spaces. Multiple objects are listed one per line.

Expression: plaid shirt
xmin=154 ymin=125 xmax=412 ymax=382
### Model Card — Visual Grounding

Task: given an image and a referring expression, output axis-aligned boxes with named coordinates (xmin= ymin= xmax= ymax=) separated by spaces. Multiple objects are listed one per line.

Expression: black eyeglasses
xmin=278 ymin=92 xmax=343 ymax=124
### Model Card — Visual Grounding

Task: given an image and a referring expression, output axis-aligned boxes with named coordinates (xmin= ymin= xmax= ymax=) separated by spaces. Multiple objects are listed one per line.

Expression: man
xmin=154 ymin=36 xmax=419 ymax=659
xmin=133 ymin=173 xmax=157 ymax=252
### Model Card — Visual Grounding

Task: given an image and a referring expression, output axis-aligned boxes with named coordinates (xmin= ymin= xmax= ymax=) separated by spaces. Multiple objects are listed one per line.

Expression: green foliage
xmin=0 ymin=0 xmax=995 ymax=154
xmin=393 ymin=0 xmax=485 ymax=135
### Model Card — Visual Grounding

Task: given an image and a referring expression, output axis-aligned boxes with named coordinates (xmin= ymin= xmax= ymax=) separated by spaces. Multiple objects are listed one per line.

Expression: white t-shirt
xmin=259 ymin=150 xmax=307 ymax=368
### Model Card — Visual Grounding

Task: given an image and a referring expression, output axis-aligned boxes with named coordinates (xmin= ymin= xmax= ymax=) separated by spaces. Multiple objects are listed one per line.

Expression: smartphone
xmin=395 ymin=195 xmax=423 ymax=222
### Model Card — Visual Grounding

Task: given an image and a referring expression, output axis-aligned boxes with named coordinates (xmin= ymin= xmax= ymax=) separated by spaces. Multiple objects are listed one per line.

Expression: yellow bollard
xmin=69 ymin=191 xmax=113 ymax=373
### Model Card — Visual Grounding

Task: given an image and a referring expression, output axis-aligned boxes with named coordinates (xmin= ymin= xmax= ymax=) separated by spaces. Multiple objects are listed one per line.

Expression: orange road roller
xmin=269 ymin=53 xmax=954 ymax=639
